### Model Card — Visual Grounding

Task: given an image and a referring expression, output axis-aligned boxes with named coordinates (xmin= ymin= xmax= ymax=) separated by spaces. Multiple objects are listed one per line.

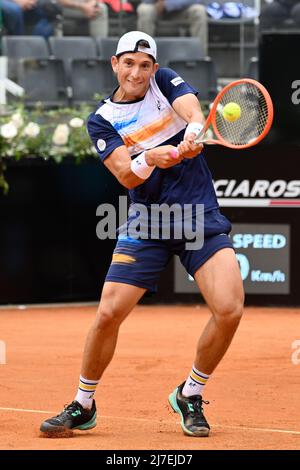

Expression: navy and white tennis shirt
xmin=87 ymin=67 xmax=218 ymax=212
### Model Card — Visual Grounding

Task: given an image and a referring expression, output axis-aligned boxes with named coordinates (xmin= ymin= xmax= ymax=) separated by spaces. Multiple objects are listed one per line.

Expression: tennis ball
xmin=222 ymin=102 xmax=241 ymax=122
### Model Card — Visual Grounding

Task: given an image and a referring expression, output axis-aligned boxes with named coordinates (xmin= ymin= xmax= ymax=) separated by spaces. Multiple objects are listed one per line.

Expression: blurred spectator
xmin=58 ymin=0 xmax=109 ymax=37
xmin=102 ymin=0 xmax=133 ymax=13
xmin=1 ymin=0 xmax=57 ymax=37
xmin=137 ymin=0 xmax=208 ymax=55
xmin=260 ymin=0 xmax=300 ymax=28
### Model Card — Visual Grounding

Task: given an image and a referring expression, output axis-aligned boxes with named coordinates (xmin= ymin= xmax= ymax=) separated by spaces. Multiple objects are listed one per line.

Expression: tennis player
xmin=40 ymin=31 xmax=244 ymax=437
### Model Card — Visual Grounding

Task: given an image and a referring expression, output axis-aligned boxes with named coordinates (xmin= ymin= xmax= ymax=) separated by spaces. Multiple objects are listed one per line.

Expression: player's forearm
xmin=104 ymin=155 xmax=146 ymax=189
xmin=183 ymin=107 xmax=205 ymax=127
xmin=110 ymin=161 xmax=146 ymax=189
xmin=118 ymin=149 xmax=158 ymax=185
xmin=105 ymin=145 xmax=181 ymax=189
xmin=119 ymin=169 xmax=146 ymax=190
xmin=185 ymin=109 xmax=205 ymax=125
xmin=172 ymin=94 xmax=205 ymax=125
xmin=118 ymin=146 xmax=178 ymax=187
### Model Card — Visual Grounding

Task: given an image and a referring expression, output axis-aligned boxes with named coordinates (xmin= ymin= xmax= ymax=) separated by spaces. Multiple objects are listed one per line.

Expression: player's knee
xmin=95 ymin=305 xmax=124 ymax=329
xmin=214 ymin=297 xmax=244 ymax=328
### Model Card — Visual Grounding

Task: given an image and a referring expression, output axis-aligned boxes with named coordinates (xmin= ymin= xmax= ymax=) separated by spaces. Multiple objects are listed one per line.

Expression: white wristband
xmin=130 ymin=151 xmax=155 ymax=180
xmin=184 ymin=122 xmax=204 ymax=139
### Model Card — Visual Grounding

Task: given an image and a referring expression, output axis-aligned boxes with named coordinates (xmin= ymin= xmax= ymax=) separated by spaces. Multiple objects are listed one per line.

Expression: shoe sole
xmin=74 ymin=413 xmax=97 ymax=431
xmin=168 ymin=388 xmax=210 ymax=437
xmin=40 ymin=412 xmax=97 ymax=435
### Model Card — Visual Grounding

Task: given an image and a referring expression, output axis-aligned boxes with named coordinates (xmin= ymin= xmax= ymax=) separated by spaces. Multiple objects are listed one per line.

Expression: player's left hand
xmin=177 ymin=133 xmax=203 ymax=159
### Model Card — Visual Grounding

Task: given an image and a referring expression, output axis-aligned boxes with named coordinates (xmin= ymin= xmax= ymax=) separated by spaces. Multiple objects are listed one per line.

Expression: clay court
xmin=0 ymin=304 xmax=299 ymax=450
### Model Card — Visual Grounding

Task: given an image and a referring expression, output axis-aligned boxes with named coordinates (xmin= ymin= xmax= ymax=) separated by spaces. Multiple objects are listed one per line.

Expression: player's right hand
xmin=145 ymin=146 xmax=184 ymax=169
xmin=177 ymin=137 xmax=203 ymax=159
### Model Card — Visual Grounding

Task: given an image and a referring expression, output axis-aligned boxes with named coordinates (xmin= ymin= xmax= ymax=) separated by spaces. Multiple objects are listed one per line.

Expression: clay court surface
xmin=0 ymin=304 xmax=299 ymax=450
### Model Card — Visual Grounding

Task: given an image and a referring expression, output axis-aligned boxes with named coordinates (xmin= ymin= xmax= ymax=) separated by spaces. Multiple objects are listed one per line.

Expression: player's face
xmin=111 ymin=52 xmax=158 ymax=101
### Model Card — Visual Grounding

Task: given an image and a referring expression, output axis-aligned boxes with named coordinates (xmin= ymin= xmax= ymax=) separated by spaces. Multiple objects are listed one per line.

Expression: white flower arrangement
xmin=11 ymin=112 xmax=24 ymax=129
xmin=1 ymin=122 xmax=18 ymax=139
xmin=0 ymin=105 xmax=97 ymax=194
xmin=52 ymin=124 xmax=70 ymax=146
xmin=69 ymin=117 xmax=84 ymax=128
xmin=24 ymin=122 xmax=40 ymax=138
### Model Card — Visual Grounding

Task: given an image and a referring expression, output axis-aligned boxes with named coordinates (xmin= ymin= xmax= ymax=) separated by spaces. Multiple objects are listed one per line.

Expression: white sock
xmin=182 ymin=365 xmax=210 ymax=397
xmin=74 ymin=375 xmax=99 ymax=410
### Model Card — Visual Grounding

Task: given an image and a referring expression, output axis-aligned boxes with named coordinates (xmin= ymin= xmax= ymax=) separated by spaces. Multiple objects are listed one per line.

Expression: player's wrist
xmin=144 ymin=149 xmax=155 ymax=167
xmin=184 ymin=122 xmax=204 ymax=139
xmin=131 ymin=151 xmax=155 ymax=180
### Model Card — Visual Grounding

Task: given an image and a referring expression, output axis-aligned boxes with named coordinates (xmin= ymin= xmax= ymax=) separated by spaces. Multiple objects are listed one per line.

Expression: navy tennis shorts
xmin=105 ymin=209 xmax=233 ymax=293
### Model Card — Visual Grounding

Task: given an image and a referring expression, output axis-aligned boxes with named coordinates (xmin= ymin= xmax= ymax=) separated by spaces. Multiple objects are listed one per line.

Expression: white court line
xmin=0 ymin=302 xmax=98 ymax=311
xmin=1 ymin=406 xmax=300 ymax=436
xmin=0 ymin=407 xmax=55 ymax=414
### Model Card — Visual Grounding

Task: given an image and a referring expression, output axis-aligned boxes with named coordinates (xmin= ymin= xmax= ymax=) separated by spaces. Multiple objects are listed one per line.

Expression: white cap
xmin=116 ymin=31 xmax=157 ymax=61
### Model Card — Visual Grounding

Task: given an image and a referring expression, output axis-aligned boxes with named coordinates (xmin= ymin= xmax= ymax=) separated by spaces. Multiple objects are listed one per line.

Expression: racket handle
xmin=170 ymin=149 xmax=179 ymax=159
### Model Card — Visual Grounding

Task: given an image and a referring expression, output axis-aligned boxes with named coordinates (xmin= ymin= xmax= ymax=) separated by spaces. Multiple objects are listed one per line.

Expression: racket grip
xmin=170 ymin=149 xmax=179 ymax=159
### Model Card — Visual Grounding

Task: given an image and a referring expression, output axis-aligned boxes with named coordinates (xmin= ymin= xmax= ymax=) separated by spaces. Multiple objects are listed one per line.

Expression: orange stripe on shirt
xmin=112 ymin=254 xmax=136 ymax=264
xmin=122 ymin=113 xmax=173 ymax=148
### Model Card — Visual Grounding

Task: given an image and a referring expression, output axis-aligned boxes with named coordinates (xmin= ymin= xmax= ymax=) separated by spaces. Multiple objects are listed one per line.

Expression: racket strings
xmin=214 ymin=83 xmax=270 ymax=146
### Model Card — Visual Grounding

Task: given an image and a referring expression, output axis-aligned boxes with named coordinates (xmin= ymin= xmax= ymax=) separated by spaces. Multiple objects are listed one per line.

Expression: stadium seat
xmin=48 ymin=36 xmax=97 ymax=60
xmin=155 ymin=38 xmax=205 ymax=68
xmin=205 ymin=0 xmax=260 ymax=76
xmin=155 ymin=18 xmax=190 ymax=38
xmin=247 ymin=56 xmax=259 ymax=80
xmin=70 ymin=59 xmax=117 ymax=105
xmin=1 ymin=35 xmax=67 ymax=106
xmin=17 ymin=58 xmax=68 ymax=107
xmin=48 ymin=36 xmax=98 ymax=85
xmin=1 ymin=35 xmax=49 ymax=58
xmin=96 ymin=37 xmax=205 ymax=66
xmin=96 ymin=37 xmax=119 ymax=60
xmin=167 ymin=58 xmax=218 ymax=101
xmin=1 ymin=35 xmax=50 ymax=80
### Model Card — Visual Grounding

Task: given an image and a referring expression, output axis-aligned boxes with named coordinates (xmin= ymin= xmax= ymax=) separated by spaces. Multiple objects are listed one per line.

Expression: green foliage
xmin=0 ymin=104 xmax=98 ymax=193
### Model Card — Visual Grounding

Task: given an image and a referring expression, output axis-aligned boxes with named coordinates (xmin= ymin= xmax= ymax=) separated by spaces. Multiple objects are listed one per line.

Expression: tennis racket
xmin=181 ymin=78 xmax=274 ymax=150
